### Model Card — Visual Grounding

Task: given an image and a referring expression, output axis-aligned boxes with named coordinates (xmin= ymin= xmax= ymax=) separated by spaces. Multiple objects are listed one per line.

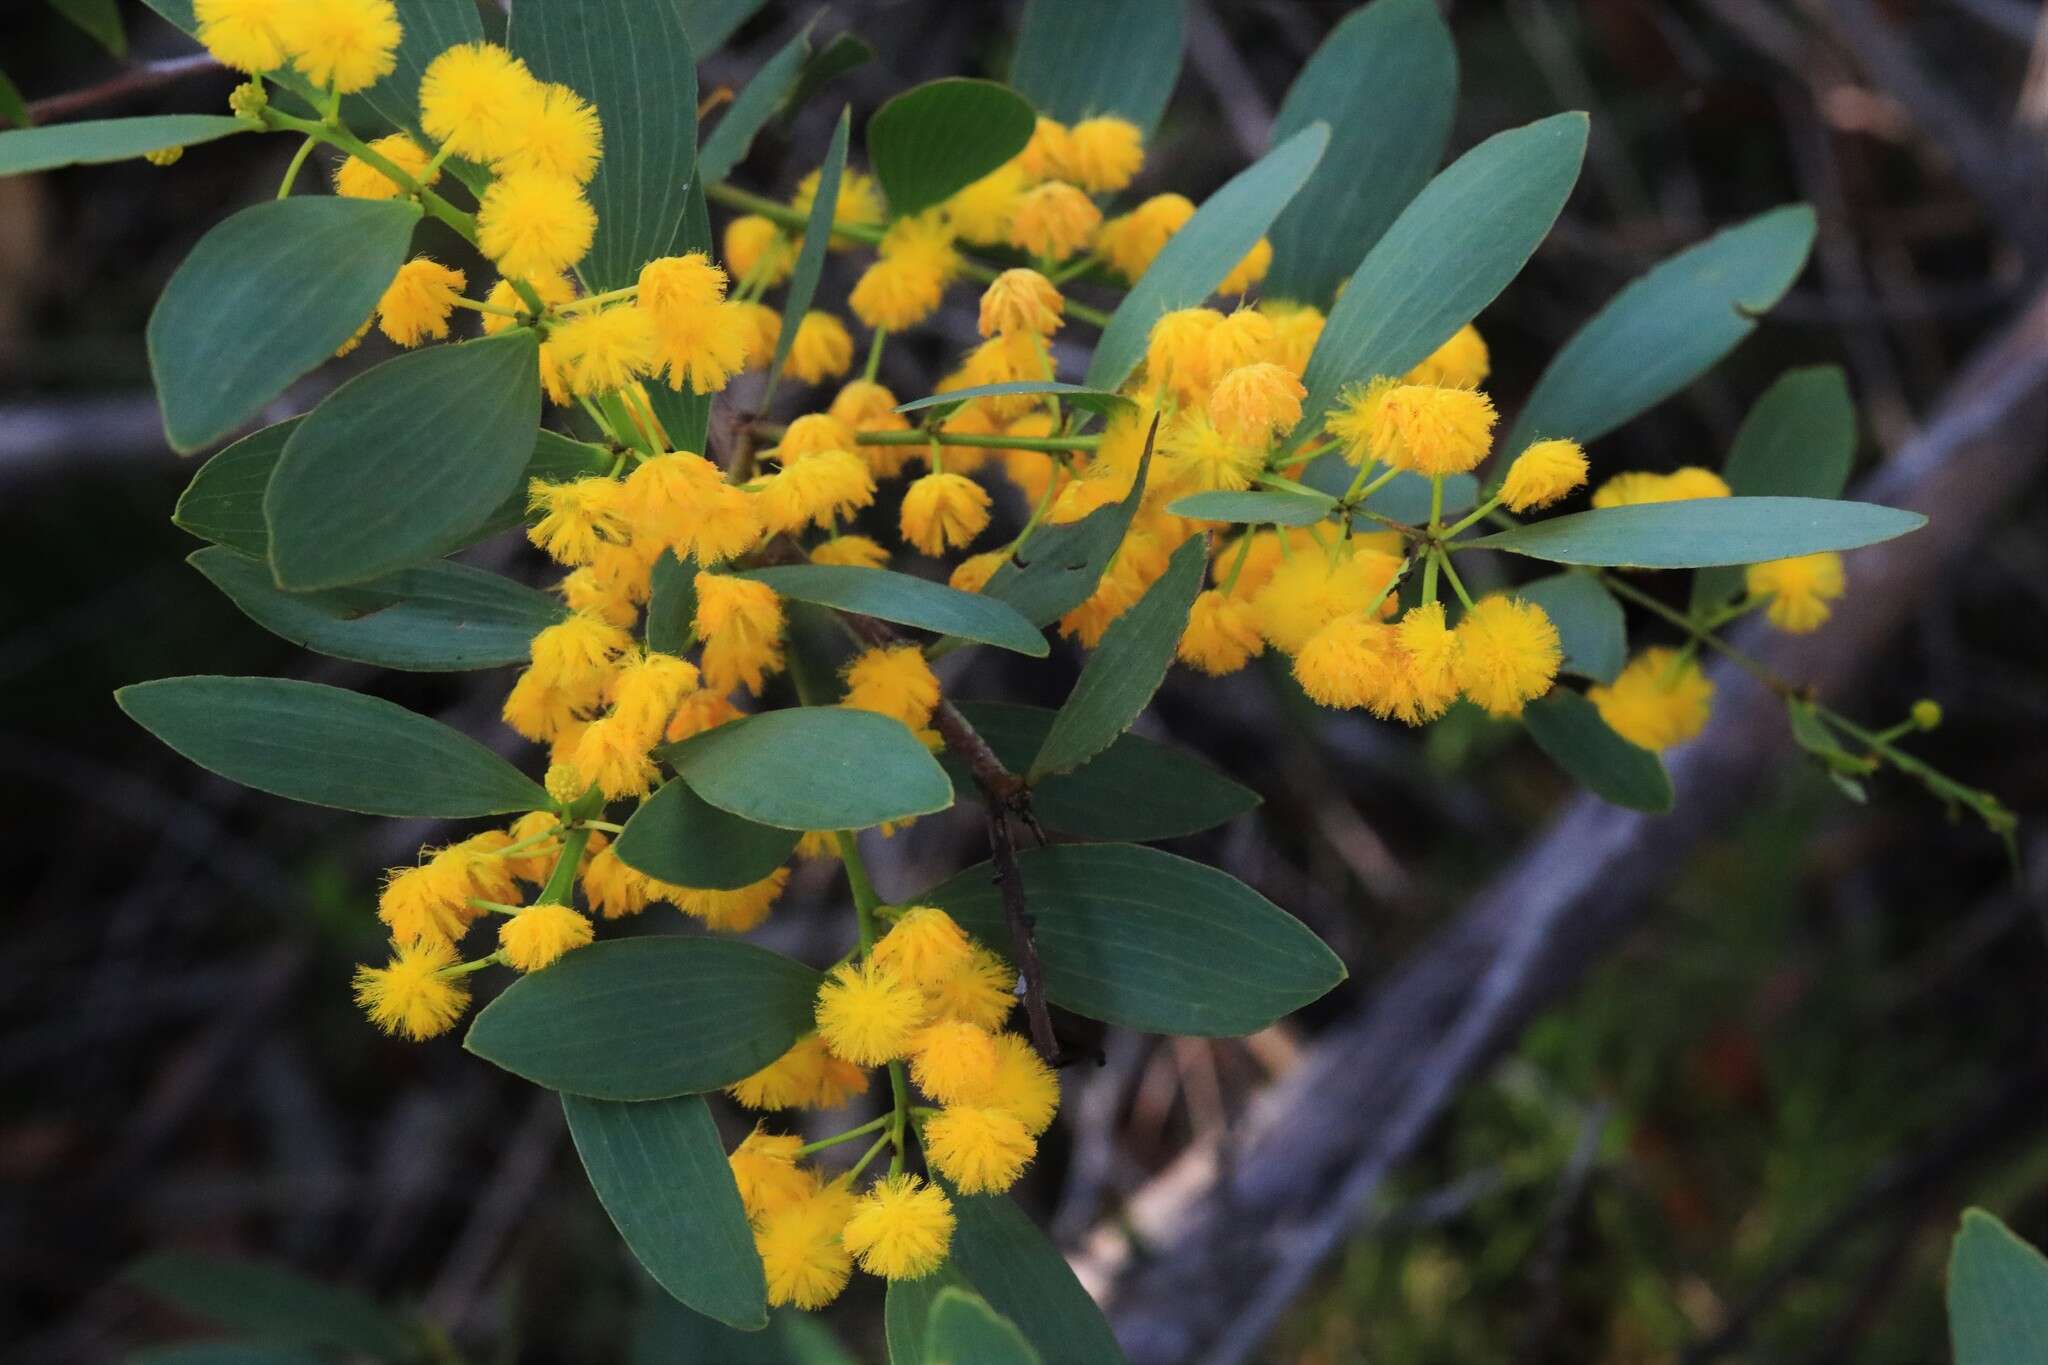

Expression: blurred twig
xmin=26 ymin=55 xmax=223 ymax=123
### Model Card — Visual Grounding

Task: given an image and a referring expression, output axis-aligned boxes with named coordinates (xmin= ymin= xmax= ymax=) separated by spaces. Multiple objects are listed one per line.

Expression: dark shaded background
xmin=5 ymin=2 xmax=2048 ymax=1361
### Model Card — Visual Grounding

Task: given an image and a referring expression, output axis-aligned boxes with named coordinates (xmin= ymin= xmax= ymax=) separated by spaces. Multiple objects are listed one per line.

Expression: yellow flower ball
xmin=909 ymin=1020 xmax=1001 ymax=1105
xmin=900 ymin=472 xmax=992 ymax=555
xmin=333 ymin=132 xmax=437 ymax=200
xmin=497 ymin=901 xmax=594 ymax=972
xmin=1453 ymin=596 xmax=1561 ymax=718
xmin=1008 ymin=181 xmax=1102 ymax=262
xmin=278 ymin=0 xmax=401 ymax=94
xmin=1379 ymin=384 xmax=1497 ymax=476
xmin=788 ymin=311 xmax=855 ymax=385
xmin=194 ymin=0 xmax=292 ymax=74
xmin=1207 ymin=361 xmax=1305 ymax=444
xmin=1587 ymin=647 xmax=1714 ymax=752
xmin=352 ymin=939 xmax=470 ymax=1040
xmin=419 ymin=42 xmax=541 ymax=163
xmin=1500 ymin=438 xmax=1589 ymax=512
xmin=841 ymin=1174 xmax=955 ymax=1280
xmin=374 ymin=256 xmax=466 ymax=348
xmin=815 ymin=960 xmax=929 ymax=1065
xmin=924 ymin=1105 xmax=1035 ymax=1195
xmin=841 ymin=645 xmax=940 ymax=732
xmin=1179 ymin=588 xmax=1265 ymax=676
xmin=498 ymin=81 xmax=603 ymax=184
xmin=755 ymin=1185 xmax=855 ymax=1309
xmin=476 ymin=170 xmax=596 ymax=281
xmin=1063 ymin=115 xmax=1145 ymax=192
xmin=1404 ymin=322 xmax=1490 ymax=390
xmin=1746 ymin=552 xmax=1846 ymax=633
xmin=978 ymin=267 xmax=1065 ymax=338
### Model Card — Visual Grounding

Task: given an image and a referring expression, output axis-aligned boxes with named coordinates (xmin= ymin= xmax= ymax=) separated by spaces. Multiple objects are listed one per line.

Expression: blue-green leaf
xmin=1950 ymin=1208 xmax=2048 ymax=1365
xmin=737 ymin=564 xmax=1048 ymax=656
xmin=698 ymin=23 xmax=812 ymax=184
xmin=615 ymin=778 xmax=800 ymax=891
xmin=924 ymin=1288 xmax=1042 ymax=1365
xmin=1517 ymin=571 xmax=1625 ymax=682
xmin=984 ymin=424 xmax=1153 ymax=627
xmin=1263 ymin=0 xmax=1457 ymax=305
xmin=512 ymin=0 xmax=697 ymax=290
xmin=1523 ymin=688 xmax=1672 ymax=812
xmin=1504 ymin=205 xmax=1817 ymax=454
xmin=1030 ymin=535 xmax=1206 ymax=780
xmin=1167 ymin=489 xmax=1334 ymax=527
xmin=265 ymin=330 xmax=541 ymax=590
xmin=896 ymin=382 xmax=1131 ymax=419
xmin=1295 ymin=113 xmax=1587 ymax=446
xmin=1086 ymin=124 xmax=1328 ymax=393
xmin=944 ymin=1192 xmax=1126 ymax=1364
xmin=867 ymin=78 xmax=1036 ymax=216
xmin=361 ymin=0 xmax=485 ymax=141
xmin=769 ymin=107 xmax=847 ymax=391
xmin=191 ymin=546 xmax=565 ymax=671
xmin=123 ymin=1252 xmax=414 ymax=1359
xmin=118 ymin=676 xmax=546 ymax=817
xmin=1010 ymin=0 xmax=1184 ymax=135
xmin=679 ymin=0 xmax=767 ymax=54
xmin=659 ymin=707 xmax=954 ymax=831
xmin=0 ymin=114 xmax=247 ymax=176
xmin=885 ymin=1264 xmax=973 ymax=1365
xmin=564 ymin=1093 xmax=766 ymax=1330
xmin=1464 ymin=495 xmax=1924 ymax=568
xmin=645 ymin=550 xmax=699 ymax=654
xmin=148 ymin=197 xmax=420 ymax=452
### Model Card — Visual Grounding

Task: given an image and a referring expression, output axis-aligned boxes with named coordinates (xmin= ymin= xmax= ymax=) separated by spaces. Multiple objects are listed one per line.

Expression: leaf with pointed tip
xmin=1010 ymin=0 xmax=1184 ymax=135
xmin=265 ymin=331 xmax=541 ymax=590
xmin=615 ymin=779 xmax=800 ymax=890
xmin=1086 ymin=124 xmax=1328 ymax=393
xmin=924 ymin=1289 xmax=1042 ymax=1365
xmin=0 ymin=114 xmax=247 ymax=176
xmin=886 ymin=1264 xmax=973 ymax=1365
xmin=943 ymin=1191 xmax=1126 ymax=1364
xmin=148 ymin=197 xmax=420 ymax=452
xmin=1950 ymin=1207 xmax=2048 ymax=1365
xmin=698 ymin=23 xmax=812 ymax=183
xmin=1167 ymin=489 xmax=1335 ymax=526
xmin=1464 ymin=496 xmax=1924 ymax=568
xmin=645 ymin=550 xmax=700 ymax=654
xmin=1523 ymin=688 xmax=1672 ymax=812
xmin=659 ymin=708 xmax=954 ymax=831
xmin=983 ymin=426 xmax=1153 ymax=627
xmin=738 ymin=564 xmax=1048 ymax=656
xmin=769 ymin=108 xmax=847 ymax=391
xmin=118 ymin=675 xmax=546 ymax=816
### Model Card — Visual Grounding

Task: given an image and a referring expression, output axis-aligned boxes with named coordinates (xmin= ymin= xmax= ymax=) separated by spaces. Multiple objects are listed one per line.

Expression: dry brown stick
xmin=1091 ymin=284 xmax=2048 ymax=1365
xmin=26 ymin=54 xmax=224 ymax=123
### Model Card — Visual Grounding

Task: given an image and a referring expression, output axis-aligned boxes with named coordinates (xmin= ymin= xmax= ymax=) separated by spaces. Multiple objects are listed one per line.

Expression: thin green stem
xmin=1436 ymin=549 xmax=1477 ymax=611
xmin=1427 ymin=475 xmax=1445 ymax=533
xmin=855 ymin=429 xmax=1099 ymax=453
xmin=555 ymin=283 xmax=640 ymax=315
xmin=795 ymin=1114 xmax=891 ymax=1157
xmin=863 ymin=328 xmax=888 ymax=383
xmin=835 ymin=830 xmax=883 ymax=951
xmin=275 ymin=134 xmax=317 ymax=199
xmin=1420 ymin=549 xmax=1440 ymax=605
xmin=437 ymin=952 xmax=505 ymax=980
xmin=1601 ymin=573 xmax=1781 ymax=690
xmin=448 ymin=296 xmax=524 ymax=319
xmin=1341 ymin=461 xmax=1399 ymax=506
xmin=536 ymin=827 xmax=592 ymax=907
xmin=581 ymin=819 xmax=626 ymax=834
xmin=465 ymin=898 xmax=527 ymax=917
xmin=1218 ymin=528 xmax=1257 ymax=597
xmin=845 ymin=1132 xmax=893 ymax=1183
xmin=1441 ymin=495 xmax=1501 ymax=540
xmin=1064 ymin=296 xmax=1112 ymax=328
xmin=887 ymin=1061 xmax=913 ymax=1176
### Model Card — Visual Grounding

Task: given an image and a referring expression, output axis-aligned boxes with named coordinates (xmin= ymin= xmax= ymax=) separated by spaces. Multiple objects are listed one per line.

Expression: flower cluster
xmin=726 ymin=907 xmax=1057 ymax=1308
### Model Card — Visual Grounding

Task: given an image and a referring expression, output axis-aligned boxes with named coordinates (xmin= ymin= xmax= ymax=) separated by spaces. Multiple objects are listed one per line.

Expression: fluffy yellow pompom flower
xmin=419 ymin=42 xmax=540 ymax=162
xmin=1260 ymin=299 xmax=1326 ymax=375
xmin=872 ymin=906 xmax=973 ymax=990
xmin=792 ymin=166 xmax=886 ymax=237
xmin=672 ymin=868 xmax=789 ymax=933
xmin=377 ymin=846 xmax=491 ymax=948
xmin=278 ymin=0 xmax=400 ymax=94
xmin=979 ymin=1033 xmax=1061 ymax=1135
xmin=353 ymin=940 xmax=469 ymax=1040
xmin=757 ymin=450 xmax=876 ymax=535
xmin=729 ymin=1034 xmax=830 ymax=1111
xmin=694 ymin=572 xmax=786 ymax=695
xmin=724 ymin=214 xmax=795 ymax=286
xmin=1592 ymin=466 xmax=1732 ymax=508
xmin=1251 ymin=545 xmax=1404 ymax=654
xmin=901 ymin=472 xmax=992 ymax=555
xmin=1099 ymin=192 xmax=1195 ymax=281
xmin=550 ymin=305 xmax=658 ymax=397
xmin=374 ymin=257 xmax=465 ymax=347
xmin=1208 ymin=361 xmax=1305 ymax=444
xmin=1453 ymin=596 xmax=1561 ymax=717
xmin=477 ymin=171 xmax=595 ymax=281
xmin=842 ymin=1174 xmax=956 ymax=1280
xmin=1015 ymin=115 xmax=1073 ymax=179
xmin=498 ymin=902 xmax=594 ymax=972
xmin=830 ymin=379 xmax=911 ymax=436
xmin=950 ymin=549 xmax=1007 ymax=595
xmin=620 ymin=452 xmax=760 ymax=565
xmin=1009 ymin=181 xmax=1102 ymax=262
xmin=813 ymin=535 xmax=890 ymax=570
xmin=728 ymin=1127 xmax=817 ymax=1222
xmin=788 ymin=311 xmax=855 ymax=385
xmin=1179 ymin=589 xmax=1265 ymax=676
xmin=195 ymin=0 xmax=292 ymax=73
xmin=1388 ymin=601 xmax=1461 ymax=726
xmin=1588 ymin=648 xmax=1714 ymax=752
xmin=756 ymin=1185 xmax=855 ymax=1309
xmin=1217 ymin=237 xmax=1274 ymax=296
xmin=1160 ymin=411 xmax=1262 ymax=493
xmin=1500 ymin=438 xmax=1589 ymax=512
xmin=1747 ymin=552 xmax=1846 ymax=633
xmin=581 ymin=842 xmax=651 ymax=919
xmin=1324 ymin=376 xmax=1399 ymax=467
xmin=909 ymin=1020 xmax=1000 ymax=1105
xmin=1404 ymin=323 xmax=1490 ymax=390
xmin=815 ymin=960 xmax=929 ymax=1065
xmin=1145 ymin=307 xmax=1223 ymax=404
xmin=1294 ymin=615 xmax=1403 ymax=712
xmin=334 ymin=132 xmax=437 ymax=199
xmin=850 ymin=253 xmax=947 ymax=331
xmin=925 ymin=1105 xmax=1035 ymax=1194
xmin=527 ymin=476 xmax=628 ymax=566
xmin=570 ymin=714 xmax=657 ymax=800
xmin=979 ymin=268 xmax=1065 ymax=338
xmin=730 ymin=299 xmax=781 ymax=370
xmin=927 ymin=945 xmax=1017 ymax=1030
xmin=944 ymin=161 xmax=1029 ymax=244
xmin=653 ymin=301 xmax=752 ymax=394
xmin=1064 ymin=115 xmax=1145 ymax=191
xmin=842 ymin=645 xmax=941 ymax=731
xmin=609 ymin=652 xmax=697 ymax=746
xmin=498 ymin=82 xmax=603 ymax=183
xmin=1380 ymin=384 xmax=1497 ymax=476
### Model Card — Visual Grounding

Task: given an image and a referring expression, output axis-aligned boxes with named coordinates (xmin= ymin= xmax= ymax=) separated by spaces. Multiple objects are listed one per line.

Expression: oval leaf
xmin=615 ymin=778 xmax=800 ymax=891
xmin=466 ymin=937 xmax=821 ymax=1098
xmin=1523 ymin=688 xmax=1672 ymax=812
xmin=511 ymin=0 xmax=697 ymax=290
xmin=983 ymin=419 xmax=1154 ymax=628
xmin=1010 ymin=0 xmax=1184 ymax=135
xmin=149 ymin=197 xmax=420 ymax=452
xmin=1464 ymin=495 xmax=1925 ymax=568
xmin=867 ymin=77 xmax=1036 ymax=216
xmin=896 ymin=381 xmax=1131 ymax=419
xmin=1505 ymin=205 xmax=1817 ymax=454
xmin=886 ymin=1264 xmax=973 ymax=1365
xmin=698 ymin=23 xmax=813 ymax=184
xmin=123 ymin=1252 xmax=413 ymax=1359
xmin=1166 ymin=488 xmax=1335 ymax=527
xmin=947 ymin=701 xmax=1258 ymax=842
xmin=0 ymin=113 xmax=248 ymax=176
xmin=769 ymin=107 xmax=848 ymax=391
xmin=1692 ymin=365 xmax=1858 ymax=612
xmin=266 ymin=330 xmax=541 ymax=590
xmin=565 ymin=1093 xmax=766 ymax=1330
xmin=925 ymin=1289 xmax=1042 ymax=1365
xmin=645 ymin=550 xmax=700 ymax=654
xmin=738 ymin=564 xmax=1048 ymax=656
xmin=1295 ymin=113 xmax=1587 ymax=445
xmin=922 ymin=843 xmax=1345 ymax=1035
xmin=191 ymin=546 xmax=566 ymax=671
xmin=1950 ymin=1208 xmax=2048 ymax=1365
xmin=944 ymin=1191 xmax=1126 ymax=1365
xmin=1263 ymin=0 xmax=1457 ymax=304
xmin=1085 ymin=123 xmax=1328 ymax=393
xmin=659 ymin=708 xmax=954 ymax=831
xmin=176 ymin=422 xmax=606 ymax=558
xmin=1029 ymin=535 xmax=1206 ymax=781
xmin=118 ymin=675 xmax=546 ymax=816
xmin=1516 ymin=572 xmax=1625 ymax=683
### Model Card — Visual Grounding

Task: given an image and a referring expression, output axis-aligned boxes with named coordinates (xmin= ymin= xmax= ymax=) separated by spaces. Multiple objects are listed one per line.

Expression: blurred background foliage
xmin=3 ymin=1 xmax=2046 ymax=1362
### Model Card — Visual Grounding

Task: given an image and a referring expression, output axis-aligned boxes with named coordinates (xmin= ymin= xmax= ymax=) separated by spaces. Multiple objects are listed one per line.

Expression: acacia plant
xmin=2 ymin=0 xmax=2010 ymax=1356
